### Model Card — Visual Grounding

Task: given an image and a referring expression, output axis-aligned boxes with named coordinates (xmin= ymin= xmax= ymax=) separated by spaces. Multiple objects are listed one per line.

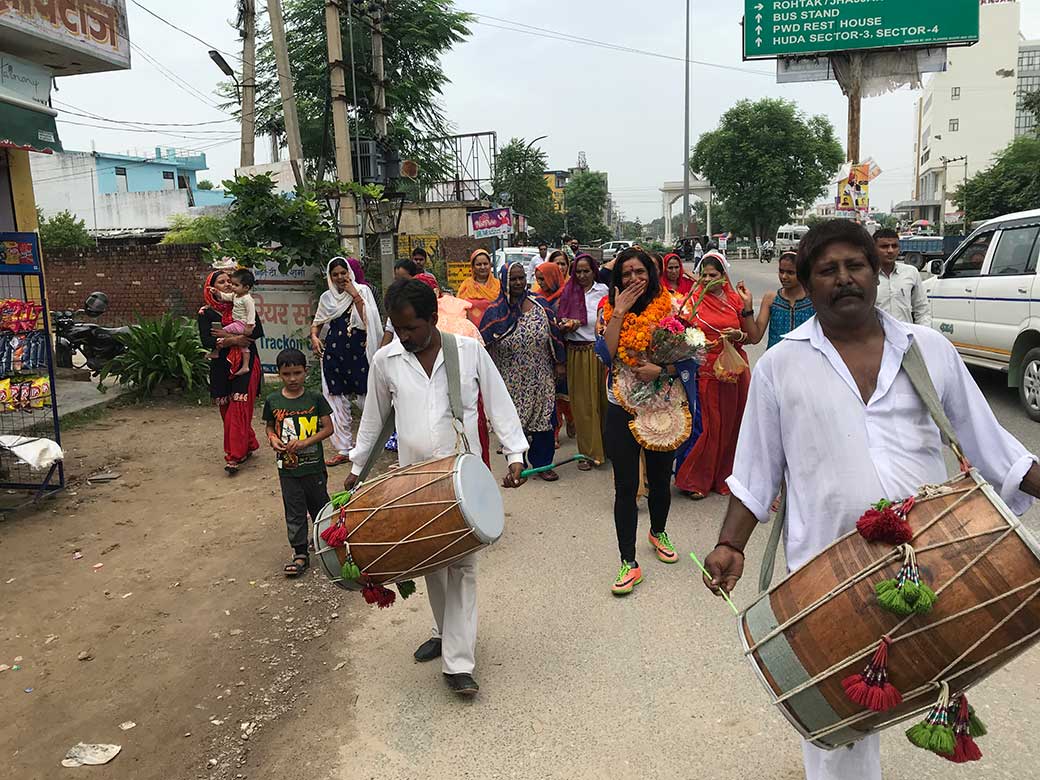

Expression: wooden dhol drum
xmin=313 ymin=453 xmax=504 ymax=591
xmin=741 ymin=470 xmax=1040 ymax=750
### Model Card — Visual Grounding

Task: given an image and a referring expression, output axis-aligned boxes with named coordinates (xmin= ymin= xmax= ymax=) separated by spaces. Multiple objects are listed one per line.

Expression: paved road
xmin=331 ymin=257 xmax=1040 ymax=779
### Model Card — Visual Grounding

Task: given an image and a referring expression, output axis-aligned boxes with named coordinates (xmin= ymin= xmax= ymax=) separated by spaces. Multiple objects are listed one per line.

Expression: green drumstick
xmin=690 ymin=552 xmax=740 ymax=616
xmin=520 ymin=454 xmax=591 ymax=478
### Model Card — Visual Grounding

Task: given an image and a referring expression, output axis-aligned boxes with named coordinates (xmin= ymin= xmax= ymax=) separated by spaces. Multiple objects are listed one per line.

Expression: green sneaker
xmin=611 ymin=562 xmax=643 ymax=596
xmin=649 ymin=531 xmax=679 ymax=563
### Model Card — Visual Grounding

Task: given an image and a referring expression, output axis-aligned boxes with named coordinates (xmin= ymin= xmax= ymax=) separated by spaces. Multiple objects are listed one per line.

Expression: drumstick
xmin=689 ymin=552 xmax=740 ymax=616
xmin=519 ymin=454 xmax=591 ymax=478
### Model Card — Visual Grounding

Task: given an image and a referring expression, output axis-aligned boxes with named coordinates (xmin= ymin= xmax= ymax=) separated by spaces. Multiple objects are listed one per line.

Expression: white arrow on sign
xmin=756 ymin=25 xmax=762 ymax=34
xmin=756 ymin=13 xmax=762 ymax=23
xmin=755 ymin=2 xmax=763 ymax=9
xmin=756 ymin=36 xmax=762 ymax=46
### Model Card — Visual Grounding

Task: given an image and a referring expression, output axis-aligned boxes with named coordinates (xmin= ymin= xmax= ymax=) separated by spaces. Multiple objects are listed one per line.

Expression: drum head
xmin=312 ymin=501 xmax=361 ymax=591
xmin=453 ymin=453 xmax=505 ymax=545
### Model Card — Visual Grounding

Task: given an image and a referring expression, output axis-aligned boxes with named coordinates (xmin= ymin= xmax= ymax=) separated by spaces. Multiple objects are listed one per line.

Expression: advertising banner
xmin=468 ymin=208 xmax=513 ymax=239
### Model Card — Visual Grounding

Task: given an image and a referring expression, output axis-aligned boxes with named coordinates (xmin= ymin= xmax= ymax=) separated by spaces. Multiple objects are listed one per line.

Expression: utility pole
xmin=681 ymin=0 xmax=690 ymax=241
xmin=847 ymin=86 xmax=861 ymax=164
xmin=240 ymin=0 xmax=256 ymax=168
xmin=267 ymin=0 xmax=304 ymax=186
xmin=371 ymin=5 xmax=388 ymax=139
xmin=325 ymin=0 xmax=360 ymax=255
xmin=938 ymin=156 xmax=949 ymax=237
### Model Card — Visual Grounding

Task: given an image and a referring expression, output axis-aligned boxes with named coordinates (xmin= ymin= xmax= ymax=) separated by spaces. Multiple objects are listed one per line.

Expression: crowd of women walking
xmin=196 ymin=243 xmax=814 ymax=592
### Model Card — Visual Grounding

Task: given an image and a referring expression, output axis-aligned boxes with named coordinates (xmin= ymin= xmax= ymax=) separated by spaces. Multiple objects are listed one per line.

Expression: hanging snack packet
xmin=30 ymin=377 xmax=51 ymax=409
xmin=0 ymin=379 xmax=11 ymax=412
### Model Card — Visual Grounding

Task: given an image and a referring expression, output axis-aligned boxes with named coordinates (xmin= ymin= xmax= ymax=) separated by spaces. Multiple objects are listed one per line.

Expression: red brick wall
xmin=43 ymin=244 xmax=211 ymax=324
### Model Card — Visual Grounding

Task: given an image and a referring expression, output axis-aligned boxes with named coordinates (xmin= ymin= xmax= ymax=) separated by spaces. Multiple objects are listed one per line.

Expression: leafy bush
xmin=161 ymin=213 xmax=227 ymax=245
xmin=208 ymin=173 xmax=337 ymax=272
xmin=99 ymin=314 xmax=209 ymax=395
xmin=38 ymin=208 xmax=93 ymax=249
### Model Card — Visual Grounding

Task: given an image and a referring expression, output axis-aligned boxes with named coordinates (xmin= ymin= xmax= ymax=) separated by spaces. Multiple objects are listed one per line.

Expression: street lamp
xmin=209 ymin=50 xmax=241 ymax=103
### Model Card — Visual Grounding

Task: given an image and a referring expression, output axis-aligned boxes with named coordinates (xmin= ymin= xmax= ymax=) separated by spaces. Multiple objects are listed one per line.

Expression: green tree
xmin=236 ymin=0 xmax=471 ymax=185
xmin=196 ymin=179 xmax=215 ymax=190
xmin=565 ymin=171 xmax=609 ymax=244
xmin=1022 ymin=91 xmax=1040 ymax=135
xmin=492 ymin=138 xmax=557 ymax=239
xmin=692 ymin=99 xmax=844 ymax=241
xmin=161 ymin=213 xmax=227 ymax=245
xmin=209 ymin=173 xmax=337 ymax=272
xmin=953 ymin=137 xmax=1040 ymax=222
xmin=620 ymin=218 xmax=643 ymax=240
xmin=37 ymin=209 xmax=92 ymax=249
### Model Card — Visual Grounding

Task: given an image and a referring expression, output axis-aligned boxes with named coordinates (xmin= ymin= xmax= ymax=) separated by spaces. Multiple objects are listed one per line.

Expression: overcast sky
xmin=52 ymin=0 xmax=1040 ymax=224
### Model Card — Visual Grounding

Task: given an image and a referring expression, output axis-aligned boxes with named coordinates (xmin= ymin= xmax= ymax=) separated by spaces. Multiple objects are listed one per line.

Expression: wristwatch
xmin=740 ymin=308 xmax=754 ymax=318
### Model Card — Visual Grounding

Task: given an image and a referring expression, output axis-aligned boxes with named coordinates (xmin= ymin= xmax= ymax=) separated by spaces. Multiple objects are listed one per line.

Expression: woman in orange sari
xmin=456 ymin=249 xmax=500 ymax=327
xmin=674 ymin=252 xmax=752 ymax=499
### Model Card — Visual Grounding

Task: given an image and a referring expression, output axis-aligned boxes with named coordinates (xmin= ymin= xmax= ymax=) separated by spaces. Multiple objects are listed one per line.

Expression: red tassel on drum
xmin=856 ymin=499 xmax=914 ymax=545
xmin=361 ymin=581 xmax=397 ymax=609
xmin=320 ymin=507 xmax=350 ymax=548
xmin=940 ymin=695 xmax=984 ymax=764
xmin=842 ymin=636 xmax=903 ymax=712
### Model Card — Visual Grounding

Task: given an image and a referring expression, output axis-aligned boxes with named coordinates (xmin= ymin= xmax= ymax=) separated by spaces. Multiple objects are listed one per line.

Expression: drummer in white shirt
xmin=345 ymin=279 xmax=528 ymax=697
xmin=702 ymin=220 xmax=1040 ymax=780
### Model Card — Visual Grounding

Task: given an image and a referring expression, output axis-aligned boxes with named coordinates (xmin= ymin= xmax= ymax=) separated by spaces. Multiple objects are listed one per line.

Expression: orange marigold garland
xmin=602 ymin=290 xmax=674 ymax=367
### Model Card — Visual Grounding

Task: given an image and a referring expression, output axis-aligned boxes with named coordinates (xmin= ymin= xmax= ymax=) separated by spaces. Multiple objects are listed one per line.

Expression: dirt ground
xmin=0 ymin=398 xmax=363 ymax=780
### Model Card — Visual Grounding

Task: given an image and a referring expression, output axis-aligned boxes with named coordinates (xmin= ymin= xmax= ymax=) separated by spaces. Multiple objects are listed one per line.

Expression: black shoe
xmin=444 ymin=672 xmax=479 ymax=696
xmin=413 ymin=638 xmax=442 ymax=662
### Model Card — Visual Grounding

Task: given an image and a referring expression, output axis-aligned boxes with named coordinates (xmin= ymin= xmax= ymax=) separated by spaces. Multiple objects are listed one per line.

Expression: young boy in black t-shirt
xmin=262 ymin=348 xmax=334 ymax=576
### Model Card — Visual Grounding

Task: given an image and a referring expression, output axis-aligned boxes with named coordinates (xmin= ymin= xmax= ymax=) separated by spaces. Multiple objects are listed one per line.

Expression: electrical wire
xmin=29 ymin=138 xmax=239 ymax=187
xmin=465 ymin=12 xmax=774 ymax=77
xmin=129 ymin=0 xmax=243 ymax=63
xmin=53 ymin=101 xmax=238 ymax=128
xmin=129 ymin=42 xmax=230 ymax=113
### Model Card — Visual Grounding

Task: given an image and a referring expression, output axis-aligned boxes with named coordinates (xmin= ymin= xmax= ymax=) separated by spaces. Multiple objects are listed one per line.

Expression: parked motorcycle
xmin=53 ymin=292 xmax=129 ymax=374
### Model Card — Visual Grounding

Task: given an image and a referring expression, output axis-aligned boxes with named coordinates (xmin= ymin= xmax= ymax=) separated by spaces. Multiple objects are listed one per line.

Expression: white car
xmin=492 ymin=247 xmax=543 ymax=283
xmin=601 ymin=240 xmax=634 ymax=261
xmin=925 ymin=208 xmax=1040 ymax=419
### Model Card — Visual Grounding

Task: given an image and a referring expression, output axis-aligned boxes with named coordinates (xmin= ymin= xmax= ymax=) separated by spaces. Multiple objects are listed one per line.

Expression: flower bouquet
xmin=607 ymin=286 xmax=715 ymax=451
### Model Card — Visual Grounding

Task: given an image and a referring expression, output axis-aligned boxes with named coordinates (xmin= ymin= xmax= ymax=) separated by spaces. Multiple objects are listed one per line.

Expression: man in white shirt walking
xmin=703 ymin=220 xmax=1040 ymax=780
xmin=874 ymin=228 xmax=931 ymax=327
xmin=345 ymin=279 xmax=529 ymax=696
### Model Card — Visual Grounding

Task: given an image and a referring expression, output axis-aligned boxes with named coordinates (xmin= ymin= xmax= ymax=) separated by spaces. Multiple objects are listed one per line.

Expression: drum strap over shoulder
xmin=355 ymin=332 xmax=468 ymax=485
xmin=758 ymin=336 xmax=966 ymax=593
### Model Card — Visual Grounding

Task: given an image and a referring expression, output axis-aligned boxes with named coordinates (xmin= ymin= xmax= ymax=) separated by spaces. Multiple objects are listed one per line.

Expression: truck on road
xmin=900 ymin=234 xmax=965 ymax=270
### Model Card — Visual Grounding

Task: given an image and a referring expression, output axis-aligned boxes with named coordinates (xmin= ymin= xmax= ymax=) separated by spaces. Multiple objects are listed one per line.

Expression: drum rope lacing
xmin=746 ymin=472 xmax=1040 ymax=741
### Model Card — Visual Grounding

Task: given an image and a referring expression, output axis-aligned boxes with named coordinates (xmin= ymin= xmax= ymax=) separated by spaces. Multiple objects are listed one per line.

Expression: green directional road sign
xmin=743 ymin=0 xmax=980 ymax=60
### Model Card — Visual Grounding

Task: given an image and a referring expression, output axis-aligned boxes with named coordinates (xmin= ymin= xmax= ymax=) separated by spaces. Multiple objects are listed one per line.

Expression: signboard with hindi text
xmin=744 ymin=0 xmax=979 ymax=60
xmin=468 ymin=208 xmax=513 ymax=239
xmin=0 ymin=0 xmax=131 ymax=75
xmin=253 ymin=289 xmax=315 ymax=374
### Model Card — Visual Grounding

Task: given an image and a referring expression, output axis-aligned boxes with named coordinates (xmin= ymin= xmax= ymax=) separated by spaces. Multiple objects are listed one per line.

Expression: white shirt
xmin=566 ymin=282 xmax=608 ymax=342
xmin=877 ymin=262 xmax=931 ymax=328
xmin=728 ymin=310 xmax=1035 ymax=572
xmin=350 ymin=334 xmax=528 ymax=473
xmin=221 ymin=291 xmax=256 ymax=326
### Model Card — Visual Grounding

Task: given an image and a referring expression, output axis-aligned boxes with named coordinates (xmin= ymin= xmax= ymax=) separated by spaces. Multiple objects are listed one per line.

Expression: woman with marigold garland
xmin=596 ymin=248 xmax=685 ymax=595
xmin=674 ymin=252 xmax=752 ymax=500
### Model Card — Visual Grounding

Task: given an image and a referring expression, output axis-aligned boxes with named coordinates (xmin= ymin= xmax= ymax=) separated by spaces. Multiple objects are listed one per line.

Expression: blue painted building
xmin=91 ymin=147 xmax=230 ymax=207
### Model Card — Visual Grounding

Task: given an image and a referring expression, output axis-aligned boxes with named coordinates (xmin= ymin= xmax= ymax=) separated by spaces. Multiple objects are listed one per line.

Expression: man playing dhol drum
xmin=345 ymin=279 xmax=529 ymax=696
xmin=703 ymin=220 xmax=1040 ymax=780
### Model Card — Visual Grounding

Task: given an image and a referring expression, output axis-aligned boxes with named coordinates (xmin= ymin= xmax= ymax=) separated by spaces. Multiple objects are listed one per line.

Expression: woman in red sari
xmin=197 ymin=270 xmax=264 ymax=474
xmin=674 ymin=252 xmax=752 ymax=499
xmin=661 ymin=252 xmax=695 ymax=298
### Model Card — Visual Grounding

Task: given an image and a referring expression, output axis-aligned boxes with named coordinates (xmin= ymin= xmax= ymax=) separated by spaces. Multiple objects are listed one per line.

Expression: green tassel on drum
xmin=340 ymin=558 xmax=361 ymax=582
xmin=876 ymin=545 xmax=937 ymax=616
xmin=397 ymin=580 xmax=417 ymax=599
xmin=906 ymin=682 xmax=956 ymax=756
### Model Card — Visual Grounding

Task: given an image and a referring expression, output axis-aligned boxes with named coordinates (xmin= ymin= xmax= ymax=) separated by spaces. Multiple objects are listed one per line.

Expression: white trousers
xmin=425 ymin=553 xmax=478 ymax=675
xmin=320 ymin=372 xmax=361 ymax=456
xmin=802 ymin=735 xmax=880 ymax=780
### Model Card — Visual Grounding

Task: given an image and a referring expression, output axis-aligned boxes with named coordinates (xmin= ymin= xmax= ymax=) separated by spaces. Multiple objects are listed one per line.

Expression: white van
xmin=925 ymin=208 xmax=1040 ymax=419
xmin=775 ymin=225 xmax=810 ymax=254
